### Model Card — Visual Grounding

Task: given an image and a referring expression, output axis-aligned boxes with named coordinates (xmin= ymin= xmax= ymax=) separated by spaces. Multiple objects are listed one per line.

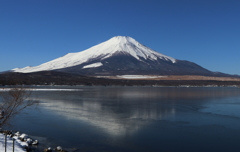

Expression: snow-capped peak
xmin=108 ymin=36 xmax=137 ymax=44
xmin=100 ymin=36 xmax=176 ymax=62
xmin=12 ymin=36 xmax=176 ymax=73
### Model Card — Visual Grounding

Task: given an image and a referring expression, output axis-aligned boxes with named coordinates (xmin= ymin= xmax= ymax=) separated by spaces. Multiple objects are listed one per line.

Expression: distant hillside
xmin=1 ymin=71 xmax=240 ymax=87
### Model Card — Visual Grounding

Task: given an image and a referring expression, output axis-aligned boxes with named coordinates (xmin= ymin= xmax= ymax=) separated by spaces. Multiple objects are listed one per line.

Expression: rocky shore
xmin=0 ymin=129 xmax=73 ymax=152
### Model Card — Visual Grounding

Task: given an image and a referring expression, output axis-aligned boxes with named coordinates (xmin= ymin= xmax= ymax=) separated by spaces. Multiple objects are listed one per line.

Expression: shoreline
xmin=0 ymin=130 xmax=32 ymax=152
xmin=1 ymin=71 xmax=240 ymax=87
xmin=0 ymin=84 xmax=240 ymax=91
xmin=0 ymin=129 xmax=73 ymax=152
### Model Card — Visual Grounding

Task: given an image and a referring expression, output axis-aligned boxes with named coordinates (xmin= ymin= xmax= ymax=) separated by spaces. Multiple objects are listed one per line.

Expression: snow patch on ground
xmin=0 ymin=134 xmax=26 ymax=152
xmin=0 ymin=88 xmax=82 ymax=92
xmin=82 ymin=62 xmax=103 ymax=69
xmin=116 ymin=75 xmax=166 ymax=79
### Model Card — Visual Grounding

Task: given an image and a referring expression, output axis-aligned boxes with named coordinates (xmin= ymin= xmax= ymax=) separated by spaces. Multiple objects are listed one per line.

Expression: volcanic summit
xmin=12 ymin=36 xmax=225 ymax=76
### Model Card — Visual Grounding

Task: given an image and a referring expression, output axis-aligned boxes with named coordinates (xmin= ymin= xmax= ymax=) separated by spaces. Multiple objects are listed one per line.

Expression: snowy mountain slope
xmin=12 ymin=36 xmax=176 ymax=73
xmin=12 ymin=36 xmax=227 ymax=76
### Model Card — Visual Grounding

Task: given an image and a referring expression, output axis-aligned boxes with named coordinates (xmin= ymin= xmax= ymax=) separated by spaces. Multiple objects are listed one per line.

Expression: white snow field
xmin=12 ymin=36 xmax=176 ymax=73
xmin=0 ymin=134 xmax=27 ymax=152
xmin=116 ymin=75 xmax=166 ymax=79
xmin=82 ymin=62 xmax=103 ymax=69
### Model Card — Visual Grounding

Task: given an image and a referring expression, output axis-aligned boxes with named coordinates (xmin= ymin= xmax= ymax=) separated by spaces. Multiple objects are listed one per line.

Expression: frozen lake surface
xmin=5 ymin=86 xmax=240 ymax=152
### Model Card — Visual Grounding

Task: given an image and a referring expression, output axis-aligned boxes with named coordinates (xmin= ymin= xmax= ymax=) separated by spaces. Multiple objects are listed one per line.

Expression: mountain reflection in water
xmin=6 ymin=86 xmax=240 ymax=152
xmin=32 ymin=87 xmax=240 ymax=134
xmin=38 ymin=97 xmax=176 ymax=136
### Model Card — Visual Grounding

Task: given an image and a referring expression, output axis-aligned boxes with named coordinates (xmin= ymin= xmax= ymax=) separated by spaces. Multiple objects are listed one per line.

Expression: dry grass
xmin=98 ymin=75 xmax=240 ymax=81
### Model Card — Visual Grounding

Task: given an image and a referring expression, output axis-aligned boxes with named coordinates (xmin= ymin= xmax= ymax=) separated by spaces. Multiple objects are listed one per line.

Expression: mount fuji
xmin=12 ymin=36 xmax=227 ymax=76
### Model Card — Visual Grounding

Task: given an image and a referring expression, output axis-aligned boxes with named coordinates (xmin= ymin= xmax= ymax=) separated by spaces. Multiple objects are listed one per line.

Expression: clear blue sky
xmin=1 ymin=0 xmax=240 ymax=75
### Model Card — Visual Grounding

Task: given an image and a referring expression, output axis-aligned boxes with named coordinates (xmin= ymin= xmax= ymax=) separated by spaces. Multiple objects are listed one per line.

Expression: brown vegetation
xmin=102 ymin=75 xmax=240 ymax=81
xmin=0 ymin=71 xmax=240 ymax=87
xmin=0 ymin=87 xmax=38 ymax=127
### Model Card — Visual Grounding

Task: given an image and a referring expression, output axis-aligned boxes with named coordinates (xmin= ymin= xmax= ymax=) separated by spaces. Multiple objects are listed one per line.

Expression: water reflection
xmin=7 ymin=87 xmax=240 ymax=152
xmin=31 ymin=87 xmax=240 ymax=137
xmin=38 ymin=98 xmax=175 ymax=136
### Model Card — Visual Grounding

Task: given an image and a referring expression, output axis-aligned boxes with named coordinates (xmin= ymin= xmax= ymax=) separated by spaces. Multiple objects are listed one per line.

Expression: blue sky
xmin=1 ymin=0 xmax=240 ymax=75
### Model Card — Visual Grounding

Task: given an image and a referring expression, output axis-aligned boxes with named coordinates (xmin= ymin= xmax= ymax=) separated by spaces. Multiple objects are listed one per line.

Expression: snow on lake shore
xmin=0 ymin=88 xmax=82 ymax=92
xmin=0 ymin=134 xmax=27 ymax=152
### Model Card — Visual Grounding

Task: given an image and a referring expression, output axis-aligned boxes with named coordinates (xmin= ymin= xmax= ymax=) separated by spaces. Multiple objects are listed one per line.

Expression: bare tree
xmin=0 ymin=87 xmax=38 ymax=127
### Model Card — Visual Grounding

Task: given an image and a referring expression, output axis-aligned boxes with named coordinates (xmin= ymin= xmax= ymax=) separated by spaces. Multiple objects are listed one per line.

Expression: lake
xmin=5 ymin=86 xmax=240 ymax=152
